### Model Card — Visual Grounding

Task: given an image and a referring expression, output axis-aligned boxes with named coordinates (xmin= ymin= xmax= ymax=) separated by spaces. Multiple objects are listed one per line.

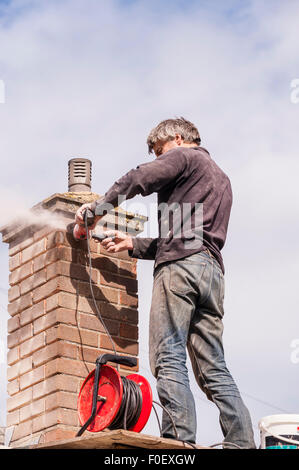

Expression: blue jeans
xmin=149 ymin=250 xmax=256 ymax=448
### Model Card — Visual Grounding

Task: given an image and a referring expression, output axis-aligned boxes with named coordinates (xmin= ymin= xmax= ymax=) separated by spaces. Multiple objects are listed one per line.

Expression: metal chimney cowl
xmin=68 ymin=158 xmax=92 ymax=192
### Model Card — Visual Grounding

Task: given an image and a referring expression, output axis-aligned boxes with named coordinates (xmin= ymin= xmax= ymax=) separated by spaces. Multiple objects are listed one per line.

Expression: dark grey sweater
xmin=93 ymin=146 xmax=232 ymax=274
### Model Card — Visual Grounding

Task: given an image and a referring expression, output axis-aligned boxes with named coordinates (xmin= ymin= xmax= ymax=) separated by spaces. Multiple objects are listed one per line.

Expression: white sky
xmin=0 ymin=0 xmax=299 ymax=447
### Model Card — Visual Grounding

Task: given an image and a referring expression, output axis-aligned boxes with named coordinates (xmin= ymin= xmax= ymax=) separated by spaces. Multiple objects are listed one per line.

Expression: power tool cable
xmin=84 ymin=213 xmax=118 ymax=360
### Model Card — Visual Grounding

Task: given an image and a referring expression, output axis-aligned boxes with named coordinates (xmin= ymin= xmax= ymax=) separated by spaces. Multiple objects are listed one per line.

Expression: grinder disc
xmin=77 ymin=364 xmax=123 ymax=432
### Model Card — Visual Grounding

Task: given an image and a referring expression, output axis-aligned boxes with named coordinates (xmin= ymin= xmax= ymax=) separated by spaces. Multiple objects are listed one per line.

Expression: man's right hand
xmin=97 ymin=230 xmax=133 ymax=254
xmin=75 ymin=203 xmax=99 ymax=230
xmin=75 ymin=203 xmax=92 ymax=225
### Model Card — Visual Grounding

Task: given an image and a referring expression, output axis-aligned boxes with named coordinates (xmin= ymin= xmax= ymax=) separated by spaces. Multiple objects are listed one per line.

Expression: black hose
xmin=84 ymin=212 xmax=117 ymax=359
xmin=109 ymin=377 xmax=143 ymax=430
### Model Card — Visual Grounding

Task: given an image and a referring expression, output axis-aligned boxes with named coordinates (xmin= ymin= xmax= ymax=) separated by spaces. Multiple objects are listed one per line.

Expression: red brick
xmin=58 ymin=408 xmax=79 ymax=427
xmin=99 ymin=245 xmax=131 ymax=260
xmin=54 ymin=307 xmax=77 ymax=326
xmin=43 ymin=427 xmax=76 ymax=444
xmin=7 ymin=378 xmax=20 ymax=396
xmin=33 ymin=374 xmax=80 ymax=400
xmin=7 ymin=345 xmax=19 ymax=366
xmin=58 ymin=246 xmax=77 ymax=262
xmin=76 ymin=279 xmax=103 ymax=300
xmin=32 ymin=310 xmax=58 ymax=335
xmin=100 ymin=303 xmax=138 ymax=324
xmin=32 ymin=342 xmax=59 ymax=368
xmin=7 ymin=387 xmax=32 ymax=412
xmin=119 ymin=323 xmax=138 ymax=340
xmin=100 ymin=334 xmax=138 ymax=356
xmin=10 ymin=233 xmax=34 ymax=254
xmin=46 ymin=231 xmax=65 ymax=249
xmin=20 ymin=332 xmax=45 ymax=358
xmin=119 ymin=259 xmax=137 ymax=277
xmin=77 ymin=287 xmax=118 ymax=313
xmin=20 ymin=269 xmax=46 ymax=295
xmin=32 ymin=409 xmax=58 ymax=432
xmin=32 ymin=277 xmax=76 ymax=304
xmin=7 ymin=356 xmax=32 ymax=381
xmin=7 ymin=314 xmax=20 ymax=333
xmin=85 ymin=237 xmax=99 ymax=254
xmin=8 ymin=292 xmax=33 ymax=317
xmin=9 ymin=252 xmax=21 ymax=271
xmin=7 ymin=329 xmax=21 ymax=349
xmin=91 ymin=254 xmax=118 ymax=273
xmin=9 ymin=239 xmax=22 ymax=256
xmin=100 ymin=271 xmax=137 ymax=293
xmin=56 ymin=276 xmax=78 ymax=294
xmin=79 ymin=311 xmax=119 ymax=335
xmin=33 ymin=226 xmax=53 ymax=243
xmin=19 ymin=365 xmax=45 ymax=390
xmin=33 ymin=308 xmax=77 ymax=335
xmin=32 ymin=247 xmax=61 ymax=272
xmin=8 ymin=285 xmax=20 ymax=302
xmin=19 ymin=323 xmax=33 ymax=342
xmin=19 ymin=398 xmax=44 ymax=423
xmin=20 ymin=301 xmax=45 ymax=327
xmin=78 ymin=346 xmax=103 ymax=364
xmin=58 ymin=260 xmax=97 ymax=283
xmin=46 ymin=324 xmax=98 ymax=348
xmin=11 ymin=420 xmax=32 ymax=441
xmin=43 ymin=246 xmax=77 ymax=267
xmin=33 ymin=408 xmax=79 ymax=432
xmin=46 ymin=260 xmax=61 ymax=281
xmin=21 ymin=238 xmax=46 ymax=264
xmin=46 ymin=260 xmax=79 ymax=281
xmin=32 ymin=278 xmax=60 ymax=303
xmin=32 ymin=341 xmax=78 ymax=368
xmin=45 ymin=358 xmax=91 ymax=379
xmin=45 ymin=391 xmax=77 ymax=412
xmin=46 ymin=292 xmax=78 ymax=312
xmin=6 ymin=409 xmax=20 ymax=427
xmin=9 ymin=261 xmax=32 ymax=286
xmin=119 ymin=291 xmax=138 ymax=308
xmin=57 ymin=341 xmax=79 ymax=360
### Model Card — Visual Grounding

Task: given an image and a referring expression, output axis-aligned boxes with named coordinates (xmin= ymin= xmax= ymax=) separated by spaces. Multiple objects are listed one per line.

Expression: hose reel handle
xmin=96 ymin=353 xmax=137 ymax=368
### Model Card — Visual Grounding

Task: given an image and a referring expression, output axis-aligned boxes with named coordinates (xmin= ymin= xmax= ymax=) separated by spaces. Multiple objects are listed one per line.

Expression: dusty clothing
xmin=93 ymin=145 xmax=255 ymax=447
xmin=149 ymin=250 xmax=255 ymax=447
xmin=93 ymin=146 xmax=232 ymax=274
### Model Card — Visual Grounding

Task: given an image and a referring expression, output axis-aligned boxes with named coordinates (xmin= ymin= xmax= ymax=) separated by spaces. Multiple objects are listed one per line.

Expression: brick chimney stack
xmin=0 ymin=158 xmax=147 ymax=447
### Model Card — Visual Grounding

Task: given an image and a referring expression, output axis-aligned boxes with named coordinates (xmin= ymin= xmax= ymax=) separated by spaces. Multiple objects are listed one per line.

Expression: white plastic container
xmin=259 ymin=414 xmax=299 ymax=449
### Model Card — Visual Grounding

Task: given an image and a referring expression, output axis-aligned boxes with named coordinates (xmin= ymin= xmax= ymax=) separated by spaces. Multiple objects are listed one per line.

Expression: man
xmin=75 ymin=117 xmax=256 ymax=448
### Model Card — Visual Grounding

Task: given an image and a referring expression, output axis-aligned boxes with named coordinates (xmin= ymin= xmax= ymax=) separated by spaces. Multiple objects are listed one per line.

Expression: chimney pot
xmin=68 ymin=158 xmax=92 ymax=192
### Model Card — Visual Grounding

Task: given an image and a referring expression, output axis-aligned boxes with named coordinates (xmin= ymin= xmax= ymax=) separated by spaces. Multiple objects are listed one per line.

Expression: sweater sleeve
xmin=128 ymin=237 xmax=158 ymax=260
xmin=93 ymin=148 xmax=187 ymax=216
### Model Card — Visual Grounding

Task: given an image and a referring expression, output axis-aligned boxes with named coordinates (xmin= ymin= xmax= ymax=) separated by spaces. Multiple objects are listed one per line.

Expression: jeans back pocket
xmin=169 ymin=260 xmax=207 ymax=296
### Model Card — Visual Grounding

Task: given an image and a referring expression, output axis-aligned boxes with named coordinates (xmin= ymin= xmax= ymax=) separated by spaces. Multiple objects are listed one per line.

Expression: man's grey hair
xmin=147 ymin=117 xmax=201 ymax=154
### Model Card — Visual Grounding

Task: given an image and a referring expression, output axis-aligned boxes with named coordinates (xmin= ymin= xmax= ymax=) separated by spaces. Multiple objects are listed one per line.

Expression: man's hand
xmin=97 ymin=230 xmax=133 ymax=254
xmin=75 ymin=203 xmax=99 ymax=230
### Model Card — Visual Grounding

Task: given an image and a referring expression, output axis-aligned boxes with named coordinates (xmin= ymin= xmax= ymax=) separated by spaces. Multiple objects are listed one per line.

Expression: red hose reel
xmin=77 ymin=353 xmax=153 ymax=436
